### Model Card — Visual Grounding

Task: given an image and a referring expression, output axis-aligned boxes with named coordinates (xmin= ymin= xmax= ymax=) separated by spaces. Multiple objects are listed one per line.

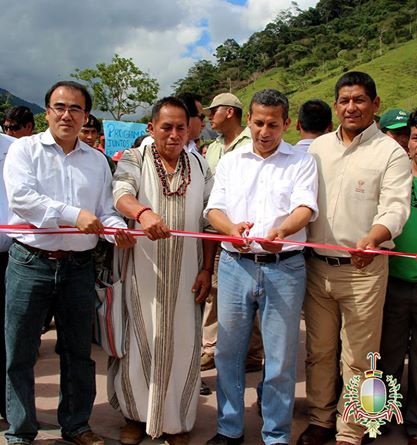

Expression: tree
xmin=173 ymin=60 xmax=219 ymax=102
xmin=34 ymin=113 xmax=48 ymax=133
xmin=0 ymin=94 xmax=11 ymax=124
xmin=72 ymin=54 xmax=159 ymax=120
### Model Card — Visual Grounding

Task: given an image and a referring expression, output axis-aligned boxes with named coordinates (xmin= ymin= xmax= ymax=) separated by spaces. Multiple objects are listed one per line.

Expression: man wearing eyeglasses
xmin=3 ymin=81 xmax=135 ymax=445
xmin=2 ymin=106 xmax=34 ymax=138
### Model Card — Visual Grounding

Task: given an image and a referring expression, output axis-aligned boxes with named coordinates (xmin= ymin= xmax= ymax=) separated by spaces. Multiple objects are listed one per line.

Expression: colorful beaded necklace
xmin=151 ymin=145 xmax=191 ymax=196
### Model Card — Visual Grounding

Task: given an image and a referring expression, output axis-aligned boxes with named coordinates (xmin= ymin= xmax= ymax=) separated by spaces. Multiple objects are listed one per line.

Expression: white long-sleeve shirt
xmin=204 ymin=140 xmax=319 ymax=253
xmin=0 ymin=133 xmax=15 ymax=252
xmin=4 ymin=129 xmax=126 ymax=251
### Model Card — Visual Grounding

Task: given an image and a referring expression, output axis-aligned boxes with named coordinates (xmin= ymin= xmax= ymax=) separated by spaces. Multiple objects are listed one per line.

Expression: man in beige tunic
xmin=110 ymin=97 xmax=215 ymax=445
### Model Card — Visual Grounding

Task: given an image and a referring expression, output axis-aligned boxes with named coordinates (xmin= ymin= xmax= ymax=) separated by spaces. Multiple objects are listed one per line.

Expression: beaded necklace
xmin=151 ymin=145 xmax=191 ymax=196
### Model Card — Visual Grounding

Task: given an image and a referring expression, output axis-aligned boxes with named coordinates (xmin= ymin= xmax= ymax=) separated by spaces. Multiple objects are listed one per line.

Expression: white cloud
xmin=0 ymin=0 xmax=319 ymax=112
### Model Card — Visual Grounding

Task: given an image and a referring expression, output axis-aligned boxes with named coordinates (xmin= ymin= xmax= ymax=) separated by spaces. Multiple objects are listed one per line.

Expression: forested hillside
xmin=174 ymin=0 xmax=417 ymax=112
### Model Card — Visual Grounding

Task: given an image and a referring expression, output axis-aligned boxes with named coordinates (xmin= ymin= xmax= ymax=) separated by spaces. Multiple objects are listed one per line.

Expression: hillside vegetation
xmin=174 ymin=0 xmax=417 ymax=143
xmin=238 ymin=38 xmax=417 ymax=143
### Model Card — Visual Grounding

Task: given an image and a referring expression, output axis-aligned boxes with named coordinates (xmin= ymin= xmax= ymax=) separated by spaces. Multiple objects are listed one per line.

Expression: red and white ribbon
xmin=0 ymin=224 xmax=416 ymax=259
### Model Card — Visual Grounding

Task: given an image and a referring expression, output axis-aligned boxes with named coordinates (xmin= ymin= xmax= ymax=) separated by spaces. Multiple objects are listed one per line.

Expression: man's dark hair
xmin=177 ymin=92 xmax=202 ymax=117
xmin=298 ymin=100 xmax=332 ymax=134
xmin=45 ymin=80 xmax=93 ymax=113
xmin=132 ymin=134 xmax=148 ymax=148
xmin=4 ymin=106 xmax=35 ymax=129
xmin=409 ymin=109 xmax=417 ymax=129
xmin=83 ymin=114 xmax=101 ymax=132
xmin=335 ymin=71 xmax=377 ymax=101
xmin=249 ymin=89 xmax=289 ymax=120
xmin=151 ymin=97 xmax=190 ymax=124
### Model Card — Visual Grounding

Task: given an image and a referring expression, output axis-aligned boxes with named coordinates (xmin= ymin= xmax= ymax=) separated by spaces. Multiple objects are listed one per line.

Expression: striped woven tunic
xmin=109 ymin=145 xmax=213 ymax=438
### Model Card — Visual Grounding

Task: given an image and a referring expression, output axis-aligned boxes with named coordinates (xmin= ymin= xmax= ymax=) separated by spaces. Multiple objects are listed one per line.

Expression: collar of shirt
xmin=215 ymin=126 xmax=251 ymax=150
xmin=40 ymin=128 xmax=89 ymax=153
xmin=335 ymin=121 xmax=379 ymax=149
xmin=294 ymin=139 xmax=314 ymax=151
xmin=240 ymin=139 xmax=294 ymax=159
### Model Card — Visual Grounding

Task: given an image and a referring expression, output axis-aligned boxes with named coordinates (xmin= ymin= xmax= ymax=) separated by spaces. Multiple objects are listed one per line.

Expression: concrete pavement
xmin=0 ymin=322 xmax=409 ymax=445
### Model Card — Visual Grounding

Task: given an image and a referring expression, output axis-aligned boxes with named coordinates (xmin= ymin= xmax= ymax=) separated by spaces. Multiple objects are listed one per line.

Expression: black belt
xmin=312 ymin=250 xmax=352 ymax=266
xmin=14 ymin=240 xmax=92 ymax=261
xmin=235 ymin=250 xmax=302 ymax=264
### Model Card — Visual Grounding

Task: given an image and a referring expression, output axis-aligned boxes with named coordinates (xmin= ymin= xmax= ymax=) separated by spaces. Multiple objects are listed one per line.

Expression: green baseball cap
xmin=380 ymin=108 xmax=410 ymax=130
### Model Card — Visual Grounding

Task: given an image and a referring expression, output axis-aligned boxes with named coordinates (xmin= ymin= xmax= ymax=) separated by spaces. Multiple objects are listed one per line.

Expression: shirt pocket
xmin=268 ymin=179 xmax=293 ymax=212
xmin=345 ymin=167 xmax=381 ymax=201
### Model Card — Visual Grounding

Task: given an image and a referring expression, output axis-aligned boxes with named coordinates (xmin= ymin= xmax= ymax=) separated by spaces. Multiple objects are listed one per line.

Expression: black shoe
xmin=200 ymin=380 xmax=212 ymax=396
xmin=206 ymin=433 xmax=244 ymax=445
xmin=297 ymin=424 xmax=335 ymax=445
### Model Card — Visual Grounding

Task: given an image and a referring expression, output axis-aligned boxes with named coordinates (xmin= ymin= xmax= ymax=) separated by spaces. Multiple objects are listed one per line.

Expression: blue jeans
xmin=216 ymin=250 xmax=306 ymax=444
xmin=5 ymin=242 xmax=96 ymax=444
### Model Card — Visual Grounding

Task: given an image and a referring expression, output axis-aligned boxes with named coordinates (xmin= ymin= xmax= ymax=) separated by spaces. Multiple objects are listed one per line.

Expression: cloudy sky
xmin=0 ymin=0 xmax=318 ymax=111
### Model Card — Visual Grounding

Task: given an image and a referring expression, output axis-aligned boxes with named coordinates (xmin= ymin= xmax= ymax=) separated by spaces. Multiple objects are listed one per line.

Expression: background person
xmin=380 ymin=109 xmax=417 ymax=445
xmin=2 ymin=106 xmax=34 ymax=138
xmin=380 ymin=108 xmax=410 ymax=153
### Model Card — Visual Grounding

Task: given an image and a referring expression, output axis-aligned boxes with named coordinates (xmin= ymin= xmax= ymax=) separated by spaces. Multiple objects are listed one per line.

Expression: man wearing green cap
xmin=380 ymin=109 xmax=417 ymax=445
xmin=380 ymin=108 xmax=410 ymax=153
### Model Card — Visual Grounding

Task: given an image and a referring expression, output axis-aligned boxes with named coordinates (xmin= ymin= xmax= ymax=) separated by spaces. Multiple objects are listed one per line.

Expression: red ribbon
xmin=0 ymin=224 xmax=416 ymax=259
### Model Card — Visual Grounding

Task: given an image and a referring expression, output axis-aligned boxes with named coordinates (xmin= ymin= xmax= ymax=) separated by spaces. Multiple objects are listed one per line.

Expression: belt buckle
xmin=253 ymin=254 xmax=261 ymax=263
xmin=326 ymin=256 xmax=341 ymax=267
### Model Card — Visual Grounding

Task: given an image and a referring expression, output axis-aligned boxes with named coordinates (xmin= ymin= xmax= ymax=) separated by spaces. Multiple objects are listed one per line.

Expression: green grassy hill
xmin=236 ymin=38 xmax=417 ymax=144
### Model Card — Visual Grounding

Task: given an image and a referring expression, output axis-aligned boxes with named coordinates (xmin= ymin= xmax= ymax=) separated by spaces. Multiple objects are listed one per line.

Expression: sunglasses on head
xmin=3 ymin=123 xmax=22 ymax=132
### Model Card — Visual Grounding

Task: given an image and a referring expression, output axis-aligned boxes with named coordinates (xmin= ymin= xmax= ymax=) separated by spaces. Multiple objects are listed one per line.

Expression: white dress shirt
xmin=4 ymin=129 xmax=126 ymax=251
xmin=0 ymin=134 xmax=15 ymax=252
xmin=293 ymin=138 xmax=314 ymax=152
xmin=204 ymin=140 xmax=319 ymax=253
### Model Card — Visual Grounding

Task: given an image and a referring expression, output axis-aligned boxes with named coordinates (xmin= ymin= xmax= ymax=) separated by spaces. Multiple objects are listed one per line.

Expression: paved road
xmin=0 ymin=322 xmax=408 ymax=445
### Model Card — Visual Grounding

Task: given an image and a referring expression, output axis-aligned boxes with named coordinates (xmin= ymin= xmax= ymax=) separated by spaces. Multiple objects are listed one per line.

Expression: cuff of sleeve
xmin=114 ymin=189 xmax=135 ymax=208
xmin=60 ymin=205 xmax=81 ymax=226
xmin=372 ymin=215 xmax=398 ymax=240
xmin=289 ymin=201 xmax=319 ymax=222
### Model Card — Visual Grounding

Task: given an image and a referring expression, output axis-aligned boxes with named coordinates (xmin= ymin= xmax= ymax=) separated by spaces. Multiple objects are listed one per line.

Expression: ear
xmin=246 ymin=112 xmax=251 ymax=127
xmin=283 ymin=117 xmax=291 ymax=132
xmin=147 ymin=122 xmax=154 ymax=137
xmin=84 ymin=113 xmax=89 ymax=125
xmin=296 ymin=120 xmax=301 ymax=131
xmin=373 ymin=96 xmax=381 ymax=114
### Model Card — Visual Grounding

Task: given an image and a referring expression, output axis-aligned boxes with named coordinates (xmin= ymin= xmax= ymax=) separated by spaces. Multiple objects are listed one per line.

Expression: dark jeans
xmin=380 ymin=276 xmax=417 ymax=436
xmin=0 ymin=251 xmax=8 ymax=420
xmin=5 ymin=242 xmax=96 ymax=444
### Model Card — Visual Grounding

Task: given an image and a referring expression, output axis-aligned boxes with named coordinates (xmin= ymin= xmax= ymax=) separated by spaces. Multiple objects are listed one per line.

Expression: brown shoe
xmin=408 ymin=436 xmax=417 ymax=445
xmin=201 ymin=353 xmax=215 ymax=371
xmin=163 ymin=432 xmax=190 ymax=445
xmin=120 ymin=420 xmax=146 ymax=445
xmin=62 ymin=431 xmax=104 ymax=445
xmin=297 ymin=424 xmax=335 ymax=445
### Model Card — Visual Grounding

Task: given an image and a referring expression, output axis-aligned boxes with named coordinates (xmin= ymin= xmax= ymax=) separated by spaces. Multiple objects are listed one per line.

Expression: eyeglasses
xmin=48 ymin=105 xmax=85 ymax=117
xmin=2 ymin=123 xmax=22 ymax=132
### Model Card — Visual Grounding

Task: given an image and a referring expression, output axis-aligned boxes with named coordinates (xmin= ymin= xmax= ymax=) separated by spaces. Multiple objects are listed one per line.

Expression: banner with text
xmin=103 ymin=120 xmax=148 ymax=157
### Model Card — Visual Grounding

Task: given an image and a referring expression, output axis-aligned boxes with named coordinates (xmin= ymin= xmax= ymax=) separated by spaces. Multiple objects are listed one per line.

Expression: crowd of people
xmin=0 ymin=70 xmax=416 ymax=445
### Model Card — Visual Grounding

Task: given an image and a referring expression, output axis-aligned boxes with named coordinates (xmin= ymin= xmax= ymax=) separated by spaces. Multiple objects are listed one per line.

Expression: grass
xmin=235 ymin=38 xmax=417 ymax=144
